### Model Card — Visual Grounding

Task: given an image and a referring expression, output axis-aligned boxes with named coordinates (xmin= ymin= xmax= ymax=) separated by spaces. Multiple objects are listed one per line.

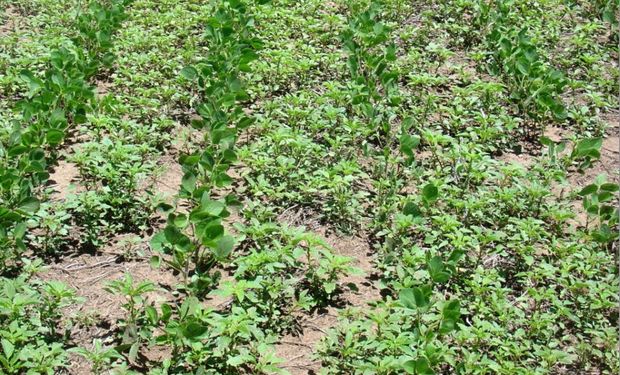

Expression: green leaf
xmin=575 ymin=138 xmax=602 ymax=155
xmin=324 ymin=282 xmax=336 ymax=294
xmin=578 ymin=184 xmax=598 ymax=196
xmin=227 ymin=354 xmax=250 ymax=366
xmin=402 ymin=359 xmax=416 ymax=374
xmin=440 ymin=299 xmax=461 ymax=334
xmin=403 ymin=201 xmax=422 ymax=217
xmin=593 ymin=224 xmax=617 ymax=243
xmin=173 ymin=214 xmax=189 ymax=229
xmin=201 ymin=222 xmax=224 ymax=242
xmin=161 ymin=303 xmax=172 ymax=322
xmin=428 ymin=256 xmax=450 ymax=283
xmin=180 ymin=66 xmax=198 ymax=80
xmin=150 ymin=231 xmax=166 ymax=252
xmin=46 ymin=129 xmax=65 ymax=146
xmin=413 ymin=285 xmax=432 ymax=308
xmin=145 ymin=306 xmax=158 ymax=325
xmin=13 ymin=222 xmax=27 ymax=239
xmin=150 ymin=255 xmax=161 ymax=268
xmin=600 ymin=183 xmax=619 ymax=192
xmin=8 ymin=145 xmax=28 ymax=157
xmin=181 ymin=172 xmax=197 ymax=193
xmin=399 ymin=288 xmax=417 ymax=310
xmin=2 ymin=339 xmax=14 ymax=359
xmin=164 ymin=225 xmax=182 ymax=244
xmin=421 ymin=183 xmax=438 ymax=203
xmin=400 ymin=285 xmax=431 ymax=309
xmin=400 ymin=134 xmax=420 ymax=158
xmin=17 ymin=197 xmax=40 ymax=215
xmin=128 ymin=342 xmax=139 ymax=362
xmin=182 ymin=322 xmax=208 ymax=339
xmin=403 ymin=357 xmax=434 ymax=375
xmin=597 ymin=191 xmax=613 ymax=203
xmin=415 ymin=357 xmax=434 ymax=375
xmin=539 ymin=136 xmax=553 ymax=146
xmin=213 ymin=235 xmax=234 ymax=260
xmin=201 ymin=198 xmax=225 ymax=217
xmin=515 ymin=57 xmax=529 ymax=75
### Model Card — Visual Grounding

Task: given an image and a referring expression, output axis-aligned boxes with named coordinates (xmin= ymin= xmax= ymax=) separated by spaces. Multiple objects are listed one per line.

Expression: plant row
xmin=0 ymin=1 xmax=132 ymax=373
xmin=0 ymin=0 xmax=131 ymax=275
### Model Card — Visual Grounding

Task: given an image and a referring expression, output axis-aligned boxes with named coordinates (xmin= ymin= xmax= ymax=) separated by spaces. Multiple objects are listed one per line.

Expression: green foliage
xmin=0 ymin=0 xmax=130 ymax=273
xmin=0 ymin=0 xmax=618 ymax=374
xmin=578 ymin=175 xmax=619 ymax=243
xmin=151 ymin=0 xmax=269 ymax=295
xmin=70 ymin=339 xmax=125 ymax=375
xmin=104 ymin=273 xmax=157 ymax=361
xmin=230 ymin=223 xmax=359 ymax=328
xmin=0 ymin=265 xmax=80 ymax=374
xmin=488 ymin=25 xmax=567 ymax=123
xmin=149 ymin=297 xmax=287 ymax=374
xmin=69 ymin=138 xmax=154 ymax=247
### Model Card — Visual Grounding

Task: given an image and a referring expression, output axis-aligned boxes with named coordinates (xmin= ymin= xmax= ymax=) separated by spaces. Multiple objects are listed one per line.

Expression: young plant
xmin=151 ymin=0 xmax=270 ymax=295
xmin=0 ymin=272 xmax=80 ymax=374
xmin=578 ymin=175 xmax=619 ymax=243
xmin=104 ymin=273 xmax=157 ymax=361
xmin=70 ymin=339 xmax=125 ymax=375
xmin=488 ymin=27 xmax=567 ymax=128
xmin=0 ymin=0 xmax=130 ymax=273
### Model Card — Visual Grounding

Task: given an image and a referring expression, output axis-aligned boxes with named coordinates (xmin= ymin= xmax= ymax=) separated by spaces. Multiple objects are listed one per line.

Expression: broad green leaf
xmin=180 ymin=66 xmax=198 ymax=80
xmin=1 ymin=339 xmax=14 ymax=359
xmin=422 ymin=183 xmax=438 ymax=203
xmin=399 ymin=288 xmax=417 ymax=310
xmin=17 ymin=197 xmax=40 ymax=215
xmin=403 ymin=201 xmax=422 ymax=217
xmin=181 ymin=172 xmax=197 ymax=193
xmin=182 ymin=322 xmax=208 ymax=339
xmin=201 ymin=198 xmax=225 ymax=217
xmin=150 ymin=231 xmax=166 ymax=252
xmin=600 ymin=183 xmax=619 ymax=192
xmin=440 ymin=299 xmax=461 ymax=334
xmin=578 ymin=184 xmax=598 ymax=196
xmin=173 ymin=214 xmax=189 ymax=229
xmin=428 ymin=256 xmax=450 ymax=283
xmin=213 ymin=235 xmax=234 ymax=260
xmin=403 ymin=357 xmax=434 ymax=375
xmin=46 ymin=129 xmax=65 ymax=146
xmin=400 ymin=134 xmax=420 ymax=158
xmin=400 ymin=285 xmax=431 ymax=309
xmin=575 ymin=138 xmax=602 ymax=155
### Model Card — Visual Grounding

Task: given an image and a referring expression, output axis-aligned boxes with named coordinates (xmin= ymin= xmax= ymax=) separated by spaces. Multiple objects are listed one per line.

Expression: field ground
xmin=0 ymin=0 xmax=619 ymax=374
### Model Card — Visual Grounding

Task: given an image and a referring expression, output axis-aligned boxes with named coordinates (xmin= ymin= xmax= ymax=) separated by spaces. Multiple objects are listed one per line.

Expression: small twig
xmin=55 ymin=256 xmax=118 ymax=272
xmin=279 ymin=340 xmax=312 ymax=348
xmin=279 ymin=204 xmax=300 ymax=217
xmin=281 ymin=360 xmax=320 ymax=369
xmin=81 ymin=270 xmax=114 ymax=284
xmin=303 ymin=323 xmax=327 ymax=334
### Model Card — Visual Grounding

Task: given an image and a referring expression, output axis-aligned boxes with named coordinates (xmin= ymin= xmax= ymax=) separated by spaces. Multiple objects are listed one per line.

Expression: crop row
xmin=0 ymin=1 xmax=132 ymax=373
xmin=0 ymin=0 xmax=131 ymax=274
